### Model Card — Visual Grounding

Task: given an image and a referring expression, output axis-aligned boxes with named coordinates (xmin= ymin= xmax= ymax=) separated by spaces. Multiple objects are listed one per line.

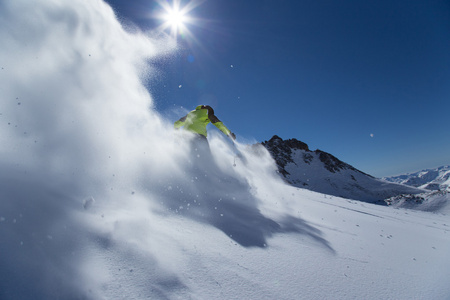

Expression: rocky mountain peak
xmin=261 ymin=136 xmax=310 ymax=177
xmin=259 ymin=135 xmax=422 ymax=204
xmin=263 ymin=135 xmax=309 ymax=151
xmin=262 ymin=135 xmax=365 ymax=176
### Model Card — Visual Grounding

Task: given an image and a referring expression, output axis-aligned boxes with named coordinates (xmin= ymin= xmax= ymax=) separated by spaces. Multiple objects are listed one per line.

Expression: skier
xmin=174 ymin=105 xmax=236 ymax=164
xmin=174 ymin=105 xmax=236 ymax=141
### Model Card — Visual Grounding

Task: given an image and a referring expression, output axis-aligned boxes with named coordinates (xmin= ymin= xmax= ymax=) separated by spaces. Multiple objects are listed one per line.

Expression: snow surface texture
xmin=1 ymin=1 xmax=450 ymax=299
xmin=262 ymin=136 xmax=424 ymax=203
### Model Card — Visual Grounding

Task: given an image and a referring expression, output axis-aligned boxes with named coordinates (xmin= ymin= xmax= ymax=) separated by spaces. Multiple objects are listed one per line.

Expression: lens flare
xmin=156 ymin=0 xmax=200 ymax=40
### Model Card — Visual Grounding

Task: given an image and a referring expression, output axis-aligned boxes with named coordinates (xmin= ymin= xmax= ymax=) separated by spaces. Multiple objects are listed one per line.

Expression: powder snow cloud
xmin=0 ymin=0 xmax=293 ymax=297
xmin=0 ymin=0 xmax=186 ymax=296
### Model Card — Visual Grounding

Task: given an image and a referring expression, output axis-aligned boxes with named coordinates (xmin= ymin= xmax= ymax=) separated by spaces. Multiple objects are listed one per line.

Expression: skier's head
xmin=196 ymin=105 xmax=214 ymax=114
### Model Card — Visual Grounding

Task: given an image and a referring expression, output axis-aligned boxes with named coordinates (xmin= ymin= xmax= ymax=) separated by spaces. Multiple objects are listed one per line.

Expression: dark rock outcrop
xmin=259 ymin=135 xmax=423 ymax=203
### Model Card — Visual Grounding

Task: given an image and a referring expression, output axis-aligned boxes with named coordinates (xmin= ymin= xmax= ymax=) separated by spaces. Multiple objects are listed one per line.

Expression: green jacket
xmin=174 ymin=105 xmax=233 ymax=138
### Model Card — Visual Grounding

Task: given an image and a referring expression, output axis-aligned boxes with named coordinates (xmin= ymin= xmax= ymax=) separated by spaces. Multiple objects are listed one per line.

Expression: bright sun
xmin=156 ymin=0 xmax=197 ymax=39
xmin=165 ymin=9 xmax=186 ymax=28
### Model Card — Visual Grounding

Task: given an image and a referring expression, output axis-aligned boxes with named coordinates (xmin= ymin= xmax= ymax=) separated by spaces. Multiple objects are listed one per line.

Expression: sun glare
xmin=156 ymin=0 xmax=199 ymax=39
xmin=165 ymin=9 xmax=186 ymax=27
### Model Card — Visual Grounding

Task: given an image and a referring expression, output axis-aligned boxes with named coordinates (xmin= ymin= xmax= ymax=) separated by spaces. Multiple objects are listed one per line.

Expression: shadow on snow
xmin=151 ymin=138 xmax=335 ymax=252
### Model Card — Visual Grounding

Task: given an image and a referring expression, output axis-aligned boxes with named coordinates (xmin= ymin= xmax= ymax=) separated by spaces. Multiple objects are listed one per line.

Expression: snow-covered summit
xmin=261 ymin=135 xmax=423 ymax=203
xmin=383 ymin=165 xmax=450 ymax=191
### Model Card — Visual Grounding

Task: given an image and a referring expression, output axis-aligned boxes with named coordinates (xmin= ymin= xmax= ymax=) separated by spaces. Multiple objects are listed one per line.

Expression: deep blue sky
xmin=104 ymin=0 xmax=450 ymax=177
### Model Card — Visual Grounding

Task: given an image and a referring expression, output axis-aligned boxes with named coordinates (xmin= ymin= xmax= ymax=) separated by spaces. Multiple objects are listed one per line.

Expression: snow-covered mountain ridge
xmin=381 ymin=166 xmax=450 ymax=212
xmin=383 ymin=165 xmax=450 ymax=191
xmin=261 ymin=135 xmax=424 ymax=204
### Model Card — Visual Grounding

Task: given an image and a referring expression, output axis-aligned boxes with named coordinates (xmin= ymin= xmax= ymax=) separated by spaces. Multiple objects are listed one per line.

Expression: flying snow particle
xmin=178 ymin=85 xmax=182 ymax=88
xmin=83 ymin=197 xmax=95 ymax=210
xmin=370 ymin=133 xmax=374 ymax=138
xmin=230 ymin=65 xmax=233 ymax=68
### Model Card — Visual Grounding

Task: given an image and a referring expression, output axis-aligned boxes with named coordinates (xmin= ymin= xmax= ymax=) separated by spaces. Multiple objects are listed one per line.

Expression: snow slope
xmin=1 ymin=153 xmax=450 ymax=299
xmin=1 ymin=1 xmax=450 ymax=299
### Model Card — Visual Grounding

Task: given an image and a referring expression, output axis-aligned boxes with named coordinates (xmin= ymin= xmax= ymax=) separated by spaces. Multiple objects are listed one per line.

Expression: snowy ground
xmin=1 ymin=1 xmax=449 ymax=299
xmin=1 ymin=155 xmax=449 ymax=299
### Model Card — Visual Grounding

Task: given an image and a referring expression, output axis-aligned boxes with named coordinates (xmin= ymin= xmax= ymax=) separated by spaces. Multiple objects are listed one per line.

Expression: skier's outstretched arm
xmin=209 ymin=114 xmax=236 ymax=140
xmin=174 ymin=115 xmax=187 ymax=129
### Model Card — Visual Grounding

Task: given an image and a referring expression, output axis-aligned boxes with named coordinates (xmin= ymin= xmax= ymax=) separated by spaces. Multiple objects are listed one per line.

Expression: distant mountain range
xmin=382 ymin=166 xmax=450 ymax=191
xmin=260 ymin=135 xmax=424 ymax=204
xmin=382 ymin=166 xmax=450 ymax=212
